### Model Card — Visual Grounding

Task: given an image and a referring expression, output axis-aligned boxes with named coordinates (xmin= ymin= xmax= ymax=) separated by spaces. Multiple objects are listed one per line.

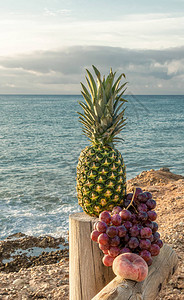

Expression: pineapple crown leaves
xmin=78 ymin=65 xmax=128 ymax=146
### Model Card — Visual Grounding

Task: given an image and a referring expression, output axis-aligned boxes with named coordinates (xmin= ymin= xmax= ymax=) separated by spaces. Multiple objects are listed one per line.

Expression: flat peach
xmin=112 ymin=253 xmax=148 ymax=282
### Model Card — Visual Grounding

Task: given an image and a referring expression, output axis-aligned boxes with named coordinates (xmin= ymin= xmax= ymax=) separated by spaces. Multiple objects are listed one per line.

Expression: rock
xmin=160 ymin=167 xmax=170 ymax=172
xmin=13 ymin=278 xmax=25 ymax=287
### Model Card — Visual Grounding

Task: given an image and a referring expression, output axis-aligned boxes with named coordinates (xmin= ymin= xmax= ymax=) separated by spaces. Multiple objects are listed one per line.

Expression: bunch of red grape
xmin=91 ymin=187 xmax=163 ymax=267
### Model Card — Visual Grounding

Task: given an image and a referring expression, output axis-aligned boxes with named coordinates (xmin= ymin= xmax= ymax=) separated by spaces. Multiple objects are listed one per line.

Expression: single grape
xmin=153 ymin=232 xmax=160 ymax=242
xmin=131 ymin=213 xmax=138 ymax=224
xmin=138 ymin=211 xmax=148 ymax=222
xmin=128 ymin=237 xmax=139 ymax=249
xmin=99 ymin=211 xmax=111 ymax=224
xmin=124 ymin=221 xmax=133 ymax=230
xmin=150 ymin=244 xmax=160 ymax=256
xmin=93 ymin=222 xmax=98 ymax=230
xmin=137 ymin=192 xmax=148 ymax=203
xmin=119 ymin=247 xmax=131 ymax=254
xmin=124 ymin=233 xmax=130 ymax=243
xmin=106 ymin=226 xmax=118 ymax=238
xmin=102 ymin=254 xmax=114 ymax=266
xmin=137 ymin=203 xmax=148 ymax=212
xmin=156 ymin=239 xmax=163 ymax=248
xmin=110 ymin=236 xmax=120 ymax=246
xmin=146 ymin=199 xmax=156 ymax=210
xmin=111 ymin=214 xmax=122 ymax=226
xmin=140 ymin=227 xmax=152 ymax=239
xmin=147 ymin=257 xmax=153 ymax=266
xmin=129 ymin=225 xmax=140 ymax=237
xmin=134 ymin=187 xmax=143 ymax=199
xmin=98 ymin=233 xmax=110 ymax=245
xmin=144 ymin=220 xmax=154 ymax=230
xmin=108 ymin=246 xmax=120 ymax=257
xmin=144 ymin=191 xmax=152 ymax=200
xmin=96 ymin=221 xmax=108 ymax=233
xmin=139 ymin=238 xmax=151 ymax=250
xmin=126 ymin=193 xmax=133 ymax=200
xmin=152 ymin=222 xmax=158 ymax=233
xmin=91 ymin=230 xmax=101 ymax=242
xmin=117 ymin=225 xmax=127 ymax=237
xmin=102 ymin=249 xmax=109 ymax=254
xmin=148 ymin=234 xmax=154 ymax=243
xmin=112 ymin=206 xmax=122 ymax=214
xmin=133 ymin=199 xmax=140 ymax=206
xmin=99 ymin=243 xmax=110 ymax=251
xmin=124 ymin=199 xmax=131 ymax=208
xmin=137 ymin=223 xmax=144 ymax=230
xmin=147 ymin=211 xmax=157 ymax=221
xmin=139 ymin=249 xmax=151 ymax=262
xmin=119 ymin=209 xmax=132 ymax=221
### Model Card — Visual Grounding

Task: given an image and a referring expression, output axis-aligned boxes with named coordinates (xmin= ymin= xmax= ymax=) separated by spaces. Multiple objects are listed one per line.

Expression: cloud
xmin=43 ymin=8 xmax=71 ymax=17
xmin=0 ymin=45 xmax=184 ymax=94
xmin=0 ymin=12 xmax=183 ymax=56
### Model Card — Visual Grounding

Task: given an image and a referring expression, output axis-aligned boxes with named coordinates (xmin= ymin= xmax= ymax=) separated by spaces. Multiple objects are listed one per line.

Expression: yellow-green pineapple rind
xmin=77 ymin=145 xmax=126 ymax=217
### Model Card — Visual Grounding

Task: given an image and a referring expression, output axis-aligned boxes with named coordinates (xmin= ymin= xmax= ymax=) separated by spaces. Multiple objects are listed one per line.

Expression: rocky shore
xmin=0 ymin=168 xmax=183 ymax=299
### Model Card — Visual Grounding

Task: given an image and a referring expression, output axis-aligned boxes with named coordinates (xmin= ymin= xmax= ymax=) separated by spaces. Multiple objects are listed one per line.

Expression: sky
xmin=0 ymin=0 xmax=184 ymax=94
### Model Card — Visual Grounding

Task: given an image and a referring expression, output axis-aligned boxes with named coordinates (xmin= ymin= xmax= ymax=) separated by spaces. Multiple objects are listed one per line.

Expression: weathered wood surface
xmin=69 ymin=212 xmax=115 ymax=300
xmin=92 ymin=243 xmax=178 ymax=300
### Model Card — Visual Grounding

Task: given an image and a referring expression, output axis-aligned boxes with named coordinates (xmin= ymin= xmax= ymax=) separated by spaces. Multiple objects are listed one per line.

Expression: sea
xmin=0 ymin=95 xmax=184 ymax=240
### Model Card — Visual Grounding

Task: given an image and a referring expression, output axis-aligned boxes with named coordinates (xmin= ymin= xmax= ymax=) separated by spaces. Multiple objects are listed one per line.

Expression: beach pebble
xmin=13 ymin=278 xmax=25 ymax=287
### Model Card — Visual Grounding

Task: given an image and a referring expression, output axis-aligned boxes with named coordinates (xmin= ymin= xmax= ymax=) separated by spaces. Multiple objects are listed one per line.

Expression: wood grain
xmin=69 ymin=212 xmax=115 ymax=300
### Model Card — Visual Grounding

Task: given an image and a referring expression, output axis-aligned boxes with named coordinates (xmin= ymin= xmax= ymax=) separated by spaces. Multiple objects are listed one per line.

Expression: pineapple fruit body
xmin=77 ymin=145 xmax=126 ymax=217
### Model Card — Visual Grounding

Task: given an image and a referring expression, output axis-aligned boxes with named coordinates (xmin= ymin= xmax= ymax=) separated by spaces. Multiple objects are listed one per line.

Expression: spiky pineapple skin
xmin=77 ymin=145 xmax=126 ymax=217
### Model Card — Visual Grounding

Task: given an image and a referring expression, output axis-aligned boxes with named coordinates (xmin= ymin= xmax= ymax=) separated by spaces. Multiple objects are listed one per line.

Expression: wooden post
xmin=69 ymin=212 xmax=115 ymax=300
xmin=92 ymin=244 xmax=178 ymax=300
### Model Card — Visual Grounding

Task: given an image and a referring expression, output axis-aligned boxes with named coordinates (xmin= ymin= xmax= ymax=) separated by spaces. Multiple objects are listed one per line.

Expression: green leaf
xmin=114 ymin=105 xmax=126 ymax=118
xmin=94 ymin=101 xmax=104 ymax=120
xmin=78 ymin=111 xmax=93 ymax=124
xmin=116 ymin=83 xmax=128 ymax=96
xmin=112 ymin=137 xmax=124 ymax=144
xmin=79 ymin=116 xmax=93 ymax=128
xmin=112 ymin=74 xmax=123 ymax=93
xmin=81 ymin=82 xmax=91 ymax=98
xmin=114 ymin=89 xmax=128 ymax=110
xmin=106 ymin=95 xmax=114 ymax=115
xmin=114 ymin=122 xmax=126 ymax=133
xmin=112 ymin=127 xmax=124 ymax=136
xmin=86 ymin=69 xmax=97 ymax=100
xmin=106 ymin=113 xmax=125 ymax=135
xmin=105 ymin=72 xmax=115 ymax=99
xmin=82 ymin=129 xmax=92 ymax=141
xmin=81 ymin=91 xmax=93 ymax=109
xmin=82 ymin=128 xmax=91 ymax=135
xmin=99 ymin=80 xmax=107 ymax=106
xmin=100 ymin=115 xmax=109 ymax=129
xmin=113 ymin=137 xmax=124 ymax=141
xmin=92 ymin=65 xmax=101 ymax=81
xmin=79 ymin=101 xmax=98 ymax=122
xmin=85 ymin=77 xmax=94 ymax=102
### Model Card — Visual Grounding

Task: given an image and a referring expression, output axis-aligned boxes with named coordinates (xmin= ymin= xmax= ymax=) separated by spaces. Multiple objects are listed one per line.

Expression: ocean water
xmin=0 ymin=95 xmax=184 ymax=240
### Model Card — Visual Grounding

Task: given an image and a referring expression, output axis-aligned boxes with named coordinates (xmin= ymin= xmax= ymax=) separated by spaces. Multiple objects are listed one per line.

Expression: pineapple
xmin=77 ymin=66 xmax=127 ymax=217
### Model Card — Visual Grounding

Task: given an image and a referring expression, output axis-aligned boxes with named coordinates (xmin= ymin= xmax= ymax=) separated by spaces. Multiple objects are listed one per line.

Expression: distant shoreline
xmin=0 ymin=94 xmax=184 ymax=96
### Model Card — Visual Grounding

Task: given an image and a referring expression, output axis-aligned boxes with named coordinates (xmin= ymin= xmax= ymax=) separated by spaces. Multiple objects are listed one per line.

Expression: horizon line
xmin=0 ymin=94 xmax=184 ymax=96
